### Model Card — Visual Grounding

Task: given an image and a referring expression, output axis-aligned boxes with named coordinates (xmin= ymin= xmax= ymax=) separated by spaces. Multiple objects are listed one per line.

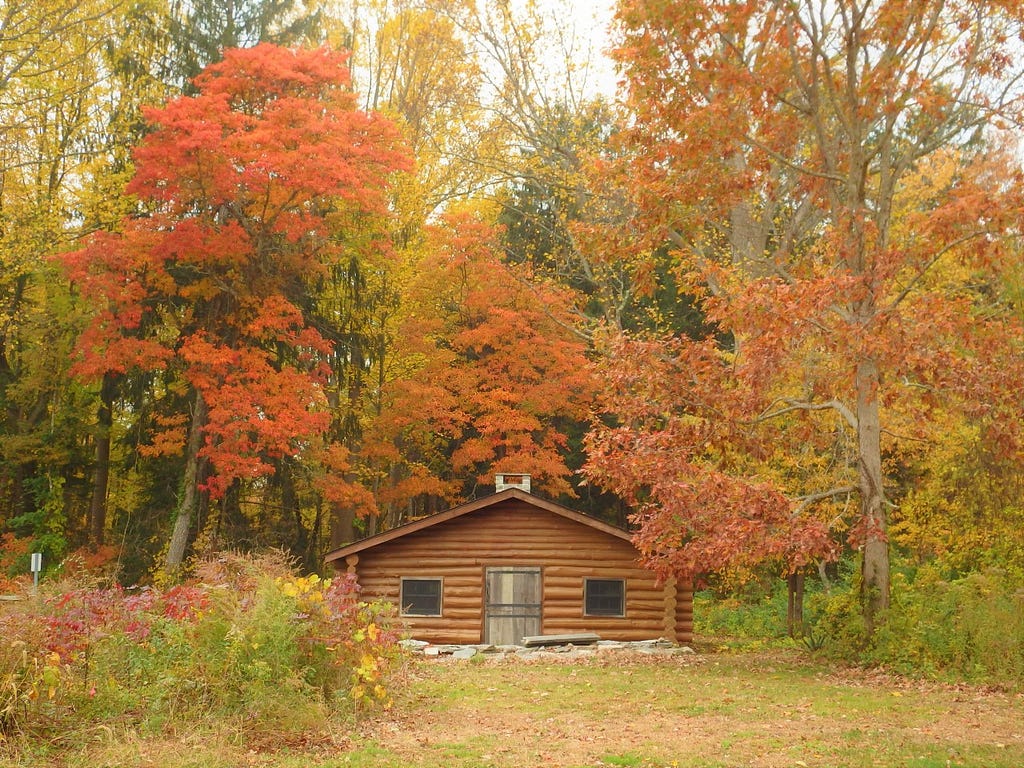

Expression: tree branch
xmin=884 ymin=229 xmax=1009 ymax=312
xmin=791 ymin=485 xmax=858 ymax=517
xmin=755 ymin=397 xmax=858 ymax=431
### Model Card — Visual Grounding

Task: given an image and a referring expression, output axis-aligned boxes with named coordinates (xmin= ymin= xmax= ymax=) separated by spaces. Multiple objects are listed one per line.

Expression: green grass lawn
xmin=4 ymin=648 xmax=1022 ymax=768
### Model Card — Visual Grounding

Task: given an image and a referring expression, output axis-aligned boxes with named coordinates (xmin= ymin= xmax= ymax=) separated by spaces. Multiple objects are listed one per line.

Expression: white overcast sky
xmin=556 ymin=0 xmax=620 ymax=98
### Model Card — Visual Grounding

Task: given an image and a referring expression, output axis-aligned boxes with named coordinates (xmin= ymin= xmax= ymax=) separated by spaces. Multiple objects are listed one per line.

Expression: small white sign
xmin=30 ymin=552 xmax=42 ymax=573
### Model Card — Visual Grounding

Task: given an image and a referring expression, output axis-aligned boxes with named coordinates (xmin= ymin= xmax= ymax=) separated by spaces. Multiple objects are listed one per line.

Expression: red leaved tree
xmin=61 ymin=44 xmax=410 ymax=573
xmin=588 ymin=1 xmax=1024 ymax=631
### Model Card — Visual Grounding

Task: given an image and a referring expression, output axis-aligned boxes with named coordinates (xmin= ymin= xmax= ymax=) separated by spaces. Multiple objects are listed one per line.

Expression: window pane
xmin=401 ymin=578 xmax=442 ymax=616
xmin=585 ymin=579 xmax=625 ymax=617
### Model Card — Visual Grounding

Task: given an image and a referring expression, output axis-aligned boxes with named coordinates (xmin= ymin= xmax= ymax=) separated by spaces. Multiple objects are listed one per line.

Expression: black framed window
xmin=584 ymin=578 xmax=625 ymax=617
xmin=400 ymin=578 xmax=442 ymax=616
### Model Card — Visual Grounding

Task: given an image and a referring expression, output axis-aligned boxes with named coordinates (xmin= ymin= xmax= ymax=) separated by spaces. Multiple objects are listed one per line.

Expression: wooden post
xmin=345 ymin=554 xmax=359 ymax=576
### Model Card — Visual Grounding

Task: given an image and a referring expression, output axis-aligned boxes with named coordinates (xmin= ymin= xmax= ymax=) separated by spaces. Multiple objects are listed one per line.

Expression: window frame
xmin=583 ymin=577 xmax=626 ymax=618
xmin=399 ymin=576 xmax=443 ymax=617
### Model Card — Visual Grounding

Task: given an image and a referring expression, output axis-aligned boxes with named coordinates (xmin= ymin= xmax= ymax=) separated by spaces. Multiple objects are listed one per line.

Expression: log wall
xmin=342 ymin=498 xmax=694 ymax=645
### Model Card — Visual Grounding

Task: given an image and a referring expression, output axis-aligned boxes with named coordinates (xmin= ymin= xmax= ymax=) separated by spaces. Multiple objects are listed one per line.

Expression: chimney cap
xmin=495 ymin=473 xmax=531 ymax=493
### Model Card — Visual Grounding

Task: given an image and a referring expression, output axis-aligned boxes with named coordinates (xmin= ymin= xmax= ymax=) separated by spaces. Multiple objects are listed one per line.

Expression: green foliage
xmin=164 ymin=0 xmax=323 ymax=88
xmin=693 ymin=586 xmax=791 ymax=645
xmin=815 ymin=562 xmax=1024 ymax=684
xmin=0 ymin=551 xmax=403 ymax=742
xmin=6 ymin=474 xmax=70 ymax=565
xmin=695 ymin=558 xmax=1024 ymax=685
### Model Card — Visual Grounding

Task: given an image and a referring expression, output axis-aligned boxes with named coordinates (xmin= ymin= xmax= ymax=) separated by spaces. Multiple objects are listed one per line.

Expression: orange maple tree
xmin=363 ymin=211 xmax=596 ymax=518
xmin=587 ymin=0 xmax=1024 ymax=628
xmin=61 ymin=44 xmax=410 ymax=571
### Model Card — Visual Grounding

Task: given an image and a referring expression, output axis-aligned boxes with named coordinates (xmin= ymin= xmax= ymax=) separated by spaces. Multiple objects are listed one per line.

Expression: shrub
xmin=0 ymin=602 xmax=65 ymax=738
xmin=694 ymin=573 xmax=834 ymax=646
xmin=814 ymin=562 xmax=1024 ymax=684
xmin=0 ymin=533 xmax=33 ymax=594
xmin=871 ymin=568 xmax=1024 ymax=682
xmin=694 ymin=557 xmax=1024 ymax=685
xmin=693 ymin=587 xmax=791 ymax=644
xmin=0 ymin=551 xmax=402 ymax=743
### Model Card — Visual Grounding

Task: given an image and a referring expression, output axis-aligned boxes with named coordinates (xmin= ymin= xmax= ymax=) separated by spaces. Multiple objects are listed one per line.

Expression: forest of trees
xmin=2 ymin=0 xmax=1024 ymax=637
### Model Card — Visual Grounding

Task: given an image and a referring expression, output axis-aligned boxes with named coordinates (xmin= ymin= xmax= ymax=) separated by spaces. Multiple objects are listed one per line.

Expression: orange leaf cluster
xmin=59 ymin=44 xmax=411 ymax=498
xmin=594 ymin=0 xmax=1024 ymax=585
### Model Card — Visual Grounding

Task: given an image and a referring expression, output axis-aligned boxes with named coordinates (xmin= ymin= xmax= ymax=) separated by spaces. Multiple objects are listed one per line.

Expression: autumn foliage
xmin=0 ymin=551 xmax=400 ymax=738
xmin=378 ymin=213 xmax=596 ymax=500
xmin=3 ymin=0 xmax=1024 ymax=669
xmin=585 ymin=334 xmax=837 ymax=582
xmin=61 ymin=45 xmax=410 ymax=499
xmin=589 ymin=0 xmax=1024 ymax=624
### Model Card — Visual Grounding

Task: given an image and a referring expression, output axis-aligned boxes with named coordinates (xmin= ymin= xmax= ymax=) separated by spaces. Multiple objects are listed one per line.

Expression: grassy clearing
xmin=2 ymin=648 xmax=1022 ymax=767
xmin=368 ymin=649 xmax=1024 ymax=768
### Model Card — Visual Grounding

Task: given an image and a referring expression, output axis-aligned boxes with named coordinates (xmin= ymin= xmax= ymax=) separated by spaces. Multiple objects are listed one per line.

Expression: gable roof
xmin=323 ymin=488 xmax=632 ymax=563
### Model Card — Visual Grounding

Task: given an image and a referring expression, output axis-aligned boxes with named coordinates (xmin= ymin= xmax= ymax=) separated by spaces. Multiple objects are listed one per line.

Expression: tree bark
xmin=165 ymin=390 xmax=208 ymax=575
xmin=727 ymin=152 xmax=772 ymax=280
xmin=787 ymin=572 xmax=805 ymax=638
xmin=87 ymin=372 xmax=116 ymax=547
xmin=330 ymin=502 xmax=355 ymax=548
xmin=856 ymin=358 xmax=889 ymax=633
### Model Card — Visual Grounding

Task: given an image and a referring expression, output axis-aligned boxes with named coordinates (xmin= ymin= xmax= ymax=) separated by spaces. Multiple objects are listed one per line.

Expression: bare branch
xmin=791 ymin=485 xmax=858 ymax=517
xmin=755 ymin=397 xmax=858 ymax=431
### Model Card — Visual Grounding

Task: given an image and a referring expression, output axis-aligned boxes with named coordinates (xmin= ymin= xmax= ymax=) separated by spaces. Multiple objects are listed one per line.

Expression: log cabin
xmin=324 ymin=474 xmax=693 ymax=645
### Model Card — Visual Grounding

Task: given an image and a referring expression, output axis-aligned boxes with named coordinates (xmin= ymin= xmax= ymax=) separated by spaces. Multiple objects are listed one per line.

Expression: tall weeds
xmin=0 ymin=551 xmax=401 ymax=746
xmin=818 ymin=566 xmax=1024 ymax=683
xmin=695 ymin=561 xmax=1024 ymax=686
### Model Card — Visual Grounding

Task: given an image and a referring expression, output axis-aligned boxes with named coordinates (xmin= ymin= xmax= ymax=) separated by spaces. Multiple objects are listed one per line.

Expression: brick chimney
xmin=495 ymin=473 xmax=531 ymax=493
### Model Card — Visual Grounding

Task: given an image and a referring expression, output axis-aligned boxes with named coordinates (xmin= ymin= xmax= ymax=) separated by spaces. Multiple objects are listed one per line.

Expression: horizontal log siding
xmin=347 ymin=499 xmax=690 ymax=644
xmin=675 ymin=580 xmax=695 ymax=644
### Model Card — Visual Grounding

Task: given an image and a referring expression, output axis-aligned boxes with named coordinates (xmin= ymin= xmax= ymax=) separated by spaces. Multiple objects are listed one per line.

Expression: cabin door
xmin=484 ymin=566 xmax=541 ymax=645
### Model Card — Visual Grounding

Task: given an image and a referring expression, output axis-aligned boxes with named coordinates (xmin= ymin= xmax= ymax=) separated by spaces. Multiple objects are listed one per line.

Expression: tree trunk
xmin=279 ymin=459 xmax=315 ymax=570
xmin=218 ymin=478 xmax=246 ymax=550
xmin=856 ymin=358 xmax=889 ymax=633
xmin=787 ymin=572 xmax=805 ymax=638
xmin=165 ymin=390 xmax=207 ymax=574
xmin=87 ymin=372 xmax=116 ymax=547
xmin=728 ymin=186 xmax=771 ymax=279
xmin=331 ymin=502 xmax=355 ymax=547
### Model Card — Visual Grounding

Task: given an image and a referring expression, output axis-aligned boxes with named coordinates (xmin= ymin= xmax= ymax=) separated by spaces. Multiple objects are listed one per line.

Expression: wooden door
xmin=484 ymin=566 xmax=541 ymax=645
